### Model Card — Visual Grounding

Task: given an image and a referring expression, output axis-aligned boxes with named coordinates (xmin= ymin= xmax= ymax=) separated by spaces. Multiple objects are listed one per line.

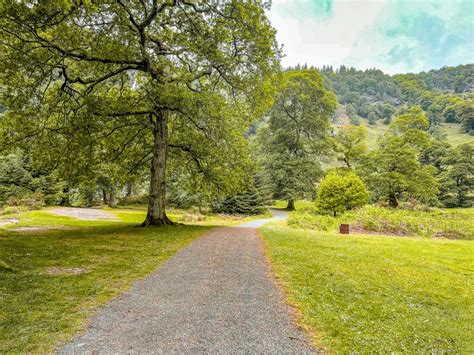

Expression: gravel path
xmin=48 ymin=207 xmax=117 ymax=220
xmin=60 ymin=211 xmax=314 ymax=353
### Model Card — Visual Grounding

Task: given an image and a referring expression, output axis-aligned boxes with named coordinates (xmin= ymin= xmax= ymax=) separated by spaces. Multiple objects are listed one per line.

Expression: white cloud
xmin=267 ymin=0 xmax=474 ymax=74
xmin=268 ymin=0 xmax=388 ymax=69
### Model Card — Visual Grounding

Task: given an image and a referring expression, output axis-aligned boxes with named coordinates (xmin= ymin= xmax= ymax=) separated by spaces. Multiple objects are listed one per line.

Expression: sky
xmin=267 ymin=0 xmax=474 ymax=74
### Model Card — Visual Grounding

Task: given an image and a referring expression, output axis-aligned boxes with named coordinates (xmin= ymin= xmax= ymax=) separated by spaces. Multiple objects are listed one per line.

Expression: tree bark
xmin=388 ymin=192 xmax=398 ymax=208
xmin=102 ymin=189 xmax=108 ymax=205
xmin=286 ymin=199 xmax=295 ymax=211
xmin=142 ymin=111 xmax=173 ymax=226
xmin=126 ymin=181 xmax=133 ymax=197
xmin=108 ymin=186 xmax=117 ymax=208
xmin=59 ymin=187 xmax=70 ymax=206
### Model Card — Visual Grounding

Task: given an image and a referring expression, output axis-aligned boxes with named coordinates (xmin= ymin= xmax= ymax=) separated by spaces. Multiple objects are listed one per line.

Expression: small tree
xmin=315 ymin=170 xmax=369 ymax=216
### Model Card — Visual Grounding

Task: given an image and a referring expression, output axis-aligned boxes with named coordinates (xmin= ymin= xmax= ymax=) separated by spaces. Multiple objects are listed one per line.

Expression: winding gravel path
xmin=60 ymin=210 xmax=314 ymax=353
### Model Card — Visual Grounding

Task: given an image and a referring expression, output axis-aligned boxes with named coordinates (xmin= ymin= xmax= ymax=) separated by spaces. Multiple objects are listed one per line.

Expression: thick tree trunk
xmin=102 ymin=189 xmax=108 ymax=205
xmin=388 ymin=192 xmax=398 ymax=208
xmin=108 ymin=186 xmax=117 ymax=208
xmin=142 ymin=111 xmax=173 ymax=226
xmin=286 ymin=199 xmax=295 ymax=211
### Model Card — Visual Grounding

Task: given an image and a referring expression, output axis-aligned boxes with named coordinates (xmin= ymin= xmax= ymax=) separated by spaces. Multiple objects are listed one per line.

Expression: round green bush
xmin=316 ymin=170 xmax=369 ymax=216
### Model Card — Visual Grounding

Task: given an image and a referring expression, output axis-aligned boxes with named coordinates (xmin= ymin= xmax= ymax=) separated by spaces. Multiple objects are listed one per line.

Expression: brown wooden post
xmin=339 ymin=224 xmax=349 ymax=234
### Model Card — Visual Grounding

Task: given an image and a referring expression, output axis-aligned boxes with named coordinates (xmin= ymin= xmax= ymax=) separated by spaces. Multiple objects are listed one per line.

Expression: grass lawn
xmin=260 ymin=224 xmax=474 ymax=352
xmin=0 ymin=207 xmax=260 ymax=352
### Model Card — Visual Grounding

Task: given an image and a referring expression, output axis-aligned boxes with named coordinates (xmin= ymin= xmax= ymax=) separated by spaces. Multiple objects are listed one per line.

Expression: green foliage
xmin=437 ymin=143 xmax=474 ymax=207
xmin=453 ymin=99 xmax=474 ymax=133
xmin=0 ymin=154 xmax=62 ymax=206
xmin=257 ymin=70 xmax=337 ymax=205
xmin=212 ymin=180 xmax=269 ymax=215
xmin=367 ymin=111 xmax=377 ymax=125
xmin=358 ymin=109 xmax=438 ymax=207
xmin=0 ymin=0 xmax=280 ymax=224
xmin=334 ymin=125 xmax=367 ymax=168
xmin=315 ymin=170 xmax=368 ymax=216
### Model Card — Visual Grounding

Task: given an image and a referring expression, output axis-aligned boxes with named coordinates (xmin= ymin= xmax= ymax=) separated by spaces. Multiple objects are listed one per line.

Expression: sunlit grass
xmin=286 ymin=205 xmax=474 ymax=240
xmin=260 ymin=224 xmax=474 ymax=352
xmin=0 ymin=206 xmax=265 ymax=352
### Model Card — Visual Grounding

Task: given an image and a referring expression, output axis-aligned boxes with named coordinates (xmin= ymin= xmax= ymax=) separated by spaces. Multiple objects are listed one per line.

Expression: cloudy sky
xmin=267 ymin=0 xmax=474 ymax=74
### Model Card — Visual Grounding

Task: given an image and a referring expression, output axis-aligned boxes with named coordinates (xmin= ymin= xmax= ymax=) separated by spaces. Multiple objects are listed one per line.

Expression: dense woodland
xmin=0 ymin=2 xmax=472 ymax=222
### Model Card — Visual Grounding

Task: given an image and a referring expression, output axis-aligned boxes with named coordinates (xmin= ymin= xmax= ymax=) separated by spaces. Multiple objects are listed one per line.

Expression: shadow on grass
xmin=0 ymin=221 xmax=213 ymax=352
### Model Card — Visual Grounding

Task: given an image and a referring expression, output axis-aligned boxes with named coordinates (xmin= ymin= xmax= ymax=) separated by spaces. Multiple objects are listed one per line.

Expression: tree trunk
xmin=286 ymin=199 xmax=295 ymax=211
xmin=388 ymin=192 xmax=398 ymax=208
xmin=59 ymin=187 xmax=70 ymax=206
xmin=108 ymin=186 xmax=117 ymax=208
xmin=102 ymin=189 xmax=108 ymax=205
xmin=142 ymin=111 xmax=173 ymax=226
xmin=126 ymin=181 xmax=133 ymax=197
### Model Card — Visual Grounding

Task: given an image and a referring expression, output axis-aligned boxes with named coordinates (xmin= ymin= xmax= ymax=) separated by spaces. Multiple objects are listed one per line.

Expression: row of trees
xmin=254 ymin=70 xmax=473 ymax=211
xmin=296 ymin=64 xmax=474 ymax=131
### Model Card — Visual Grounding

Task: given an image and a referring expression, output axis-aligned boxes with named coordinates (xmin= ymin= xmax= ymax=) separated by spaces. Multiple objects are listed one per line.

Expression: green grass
xmin=270 ymin=199 xmax=315 ymax=210
xmin=359 ymin=121 xmax=472 ymax=150
xmin=441 ymin=123 xmax=474 ymax=146
xmin=0 ymin=207 xmax=262 ymax=352
xmin=287 ymin=204 xmax=474 ymax=240
xmin=260 ymin=224 xmax=474 ymax=352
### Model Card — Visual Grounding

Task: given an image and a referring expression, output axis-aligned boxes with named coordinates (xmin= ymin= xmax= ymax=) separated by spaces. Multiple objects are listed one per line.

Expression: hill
xmin=288 ymin=64 xmax=473 ymax=147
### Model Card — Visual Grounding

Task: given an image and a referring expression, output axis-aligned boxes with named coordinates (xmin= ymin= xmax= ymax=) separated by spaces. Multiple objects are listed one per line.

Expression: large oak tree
xmin=0 ymin=0 xmax=279 ymax=225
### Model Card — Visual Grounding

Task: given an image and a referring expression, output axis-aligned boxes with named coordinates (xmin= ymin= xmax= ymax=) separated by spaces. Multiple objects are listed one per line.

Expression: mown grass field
xmin=0 ymin=207 xmax=260 ymax=352
xmin=260 ymin=223 xmax=474 ymax=352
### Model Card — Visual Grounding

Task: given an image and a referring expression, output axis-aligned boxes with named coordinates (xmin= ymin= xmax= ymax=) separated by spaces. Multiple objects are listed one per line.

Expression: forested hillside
xmin=288 ymin=64 xmax=473 ymax=145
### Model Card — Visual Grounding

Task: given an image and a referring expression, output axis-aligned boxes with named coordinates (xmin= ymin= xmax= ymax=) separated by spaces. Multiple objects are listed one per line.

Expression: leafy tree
xmin=380 ymin=103 xmax=395 ymax=124
xmin=0 ymin=1 xmax=279 ymax=225
xmin=334 ymin=125 xmax=367 ymax=168
xmin=367 ymin=111 xmax=377 ymax=125
xmin=258 ymin=70 xmax=336 ymax=210
xmin=212 ymin=176 xmax=269 ymax=215
xmin=454 ymin=100 xmax=474 ymax=134
xmin=0 ymin=154 xmax=62 ymax=205
xmin=315 ymin=170 xmax=369 ymax=216
xmin=387 ymin=107 xmax=431 ymax=150
xmin=438 ymin=143 xmax=474 ymax=207
xmin=358 ymin=109 xmax=438 ymax=207
xmin=346 ymin=103 xmax=357 ymax=117
xmin=427 ymin=102 xmax=443 ymax=126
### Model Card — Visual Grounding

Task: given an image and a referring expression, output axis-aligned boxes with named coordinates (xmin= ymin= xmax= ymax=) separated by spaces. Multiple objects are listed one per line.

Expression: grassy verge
xmin=287 ymin=205 xmax=474 ymax=240
xmin=0 ymin=207 xmax=263 ymax=352
xmin=260 ymin=224 xmax=474 ymax=352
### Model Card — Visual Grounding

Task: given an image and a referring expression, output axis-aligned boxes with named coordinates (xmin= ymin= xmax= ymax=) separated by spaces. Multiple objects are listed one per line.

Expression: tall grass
xmin=287 ymin=205 xmax=474 ymax=240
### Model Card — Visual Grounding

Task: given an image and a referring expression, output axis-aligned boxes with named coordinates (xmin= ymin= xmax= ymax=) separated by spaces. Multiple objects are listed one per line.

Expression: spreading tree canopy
xmin=0 ymin=0 xmax=280 ymax=225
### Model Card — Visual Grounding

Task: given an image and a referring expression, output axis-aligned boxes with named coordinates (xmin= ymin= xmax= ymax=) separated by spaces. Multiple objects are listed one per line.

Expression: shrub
xmin=5 ymin=191 xmax=44 ymax=210
xmin=316 ymin=170 xmax=369 ymax=216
